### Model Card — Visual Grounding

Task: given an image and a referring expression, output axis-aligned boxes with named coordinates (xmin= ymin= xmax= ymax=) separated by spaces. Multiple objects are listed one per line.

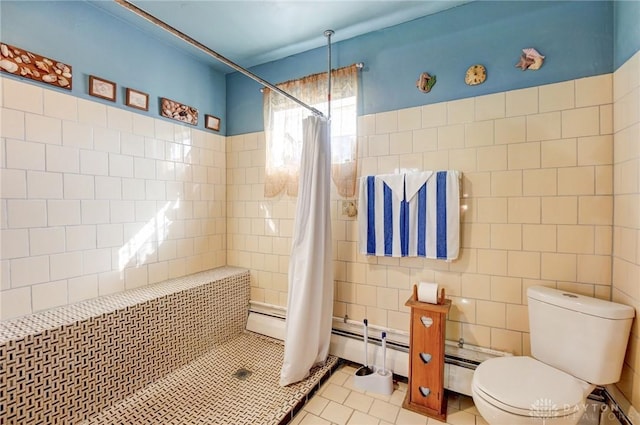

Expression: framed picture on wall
xmin=125 ymin=88 xmax=149 ymax=111
xmin=89 ymin=75 xmax=116 ymax=102
xmin=160 ymin=97 xmax=198 ymax=126
xmin=205 ymin=114 xmax=221 ymax=131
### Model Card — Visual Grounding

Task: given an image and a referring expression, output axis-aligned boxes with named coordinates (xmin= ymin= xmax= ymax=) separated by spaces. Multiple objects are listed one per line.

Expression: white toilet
xmin=472 ymin=286 xmax=635 ymax=425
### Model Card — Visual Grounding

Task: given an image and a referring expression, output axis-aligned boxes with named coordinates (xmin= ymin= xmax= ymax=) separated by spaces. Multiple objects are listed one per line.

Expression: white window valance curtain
xmin=263 ymin=64 xmax=358 ymax=198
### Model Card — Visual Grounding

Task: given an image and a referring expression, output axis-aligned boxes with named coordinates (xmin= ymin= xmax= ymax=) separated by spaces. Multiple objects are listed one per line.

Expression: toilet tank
xmin=527 ymin=286 xmax=635 ymax=385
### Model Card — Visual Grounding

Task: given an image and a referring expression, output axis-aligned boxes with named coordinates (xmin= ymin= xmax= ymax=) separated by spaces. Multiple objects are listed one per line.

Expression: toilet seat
xmin=472 ymin=356 xmax=587 ymax=417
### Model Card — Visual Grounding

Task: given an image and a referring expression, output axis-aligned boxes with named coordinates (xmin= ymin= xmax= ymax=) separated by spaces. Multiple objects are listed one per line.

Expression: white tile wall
xmin=29 ymin=116 xmax=62 ymax=147
xmin=44 ymin=89 xmax=78 ymax=121
xmin=1 ymin=108 xmax=25 ymax=140
xmin=227 ymin=73 xmax=618 ymax=359
xmin=0 ymin=287 xmax=32 ymax=319
xmin=68 ymin=274 xmax=98 ymax=303
xmin=30 ymin=227 xmax=65 ymax=255
xmin=3 ymin=79 xmax=43 ymax=113
xmin=31 ymin=279 xmax=67 ymax=311
xmin=612 ymin=51 xmax=640 ymax=409
xmin=0 ymin=76 xmax=226 ymax=319
xmin=47 ymin=145 xmax=79 ymax=173
xmin=6 ymin=139 xmax=46 ymax=170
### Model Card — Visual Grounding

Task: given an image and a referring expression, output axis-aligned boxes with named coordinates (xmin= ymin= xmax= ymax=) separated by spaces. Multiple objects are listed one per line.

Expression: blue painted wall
xmin=0 ymin=1 xmax=226 ymax=133
xmin=0 ymin=1 xmax=625 ymax=137
xmin=614 ymin=0 xmax=640 ymax=69
xmin=227 ymin=1 xmax=613 ymax=136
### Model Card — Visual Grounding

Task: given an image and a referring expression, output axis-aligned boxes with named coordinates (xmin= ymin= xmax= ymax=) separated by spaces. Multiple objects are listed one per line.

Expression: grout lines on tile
xmin=294 ymin=364 xmax=485 ymax=425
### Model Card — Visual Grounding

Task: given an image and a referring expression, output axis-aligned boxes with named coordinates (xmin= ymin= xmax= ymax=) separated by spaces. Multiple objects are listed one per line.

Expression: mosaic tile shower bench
xmin=0 ymin=267 xmax=339 ymax=424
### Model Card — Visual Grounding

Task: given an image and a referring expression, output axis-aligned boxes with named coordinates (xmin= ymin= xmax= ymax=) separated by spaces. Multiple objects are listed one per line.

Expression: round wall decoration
xmin=465 ymin=64 xmax=487 ymax=86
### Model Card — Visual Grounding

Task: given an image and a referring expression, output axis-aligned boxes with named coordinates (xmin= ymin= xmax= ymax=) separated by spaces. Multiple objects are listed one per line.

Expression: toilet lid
xmin=473 ymin=357 xmax=586 ymax=417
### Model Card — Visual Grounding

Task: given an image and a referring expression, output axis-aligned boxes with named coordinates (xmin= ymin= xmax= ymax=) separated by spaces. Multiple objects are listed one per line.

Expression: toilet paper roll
xmin=417 ymin=282 xmax=439 ymax=304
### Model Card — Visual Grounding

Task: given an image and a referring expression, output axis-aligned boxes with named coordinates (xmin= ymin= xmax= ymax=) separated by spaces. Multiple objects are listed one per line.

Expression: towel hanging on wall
xmin=357 ymin=170 xmax=460 ymax=260
xmin=359 ymin=173 xmax=405 ymax=257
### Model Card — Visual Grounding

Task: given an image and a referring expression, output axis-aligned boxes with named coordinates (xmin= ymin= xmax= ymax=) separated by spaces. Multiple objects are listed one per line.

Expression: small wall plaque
xmin=205 ymin=114 xmax=220 ymax=131
xmin=125 ymin=88 xmax=149 ymax=111
xmin=89 ymin=75 xmax=116 ymax=102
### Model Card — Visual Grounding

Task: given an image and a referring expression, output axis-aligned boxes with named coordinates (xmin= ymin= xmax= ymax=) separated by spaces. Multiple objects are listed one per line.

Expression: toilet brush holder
xmin=353 ymin=365 xmax=393 ymax=395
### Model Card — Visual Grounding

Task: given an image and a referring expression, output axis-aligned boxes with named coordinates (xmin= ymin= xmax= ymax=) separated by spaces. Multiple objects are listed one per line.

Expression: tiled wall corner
xmin=612 ymin=50 xmax=640 ymax=410
xmin=0 ymin=77 xmax=227 ymax=320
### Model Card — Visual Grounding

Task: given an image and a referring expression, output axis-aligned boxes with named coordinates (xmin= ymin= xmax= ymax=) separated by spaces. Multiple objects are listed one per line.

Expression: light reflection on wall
xmin=118 ymin=198 xmax=180 ymax=271
xmin=260 ymin=202 xmax=277 ymax=235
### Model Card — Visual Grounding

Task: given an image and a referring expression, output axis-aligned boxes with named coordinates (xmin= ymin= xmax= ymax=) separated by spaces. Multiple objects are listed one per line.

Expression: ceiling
xmin=90 ymin=0 xmax=470 ymax=72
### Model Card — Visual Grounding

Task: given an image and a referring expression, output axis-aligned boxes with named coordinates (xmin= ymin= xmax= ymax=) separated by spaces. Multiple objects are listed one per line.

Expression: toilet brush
xmin=355 ymin=319 xmax=374 ymax=376
xmin=353 ymin=321 xmax=392 ymax=395
xmin=380 ymin=331 xmax=387 ymax=374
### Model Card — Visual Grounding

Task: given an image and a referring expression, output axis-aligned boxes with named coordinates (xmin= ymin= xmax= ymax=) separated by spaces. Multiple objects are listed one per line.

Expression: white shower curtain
xmin=279 ymin=115 xmax=334 ymax=387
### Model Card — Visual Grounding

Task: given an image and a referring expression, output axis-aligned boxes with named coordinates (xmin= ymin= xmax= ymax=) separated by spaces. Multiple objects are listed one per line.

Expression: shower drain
xmin=233 ymin=368 xmax=253 ymax=380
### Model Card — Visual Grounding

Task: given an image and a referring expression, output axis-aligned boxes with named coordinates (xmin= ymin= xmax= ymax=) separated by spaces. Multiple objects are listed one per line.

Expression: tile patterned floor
xmin=79 ymin=332 xmax=339 ymax=425
xmin=292 ymin=364 xmax=487 ymax=425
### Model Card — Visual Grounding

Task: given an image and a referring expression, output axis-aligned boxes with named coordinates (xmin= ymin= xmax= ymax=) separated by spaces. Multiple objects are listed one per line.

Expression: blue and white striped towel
xmin=358 ymin=170 xmax=460 ymax=260
xmin=358 ymin=173 xmax=405 ymax=257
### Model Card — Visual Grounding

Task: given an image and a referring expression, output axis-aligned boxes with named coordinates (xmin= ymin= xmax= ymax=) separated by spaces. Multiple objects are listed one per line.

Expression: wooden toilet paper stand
xmin=403 ymin=284 xmax=451 ymax=421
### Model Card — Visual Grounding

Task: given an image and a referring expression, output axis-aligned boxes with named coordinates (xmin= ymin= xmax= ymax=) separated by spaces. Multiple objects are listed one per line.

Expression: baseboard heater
xmin=246 ymin=301 xmax=507 ymax=396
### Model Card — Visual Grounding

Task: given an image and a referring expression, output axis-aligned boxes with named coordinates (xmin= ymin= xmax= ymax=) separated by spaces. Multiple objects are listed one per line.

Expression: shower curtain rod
xmin=114 ymin=0 xmax=325 ymax=118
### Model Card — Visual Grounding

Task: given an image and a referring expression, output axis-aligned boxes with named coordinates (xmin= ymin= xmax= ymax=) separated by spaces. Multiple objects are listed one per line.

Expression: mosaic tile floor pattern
xmin=291 ymin=364 xmax=486 ymax=425
xmin=292 ymin=365 xmax=609 ymax=425
xmin=0 ymin=267 xmax=248 ymax=343
xmin=80 ymin=332 xmax=339 ymax=425
xmin=1 ymin=268 xmax=251 ymax=424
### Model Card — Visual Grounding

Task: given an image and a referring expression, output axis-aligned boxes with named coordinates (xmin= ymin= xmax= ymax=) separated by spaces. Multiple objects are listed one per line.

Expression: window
xmin=263 ymin=64 xmax=358 ymax=198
